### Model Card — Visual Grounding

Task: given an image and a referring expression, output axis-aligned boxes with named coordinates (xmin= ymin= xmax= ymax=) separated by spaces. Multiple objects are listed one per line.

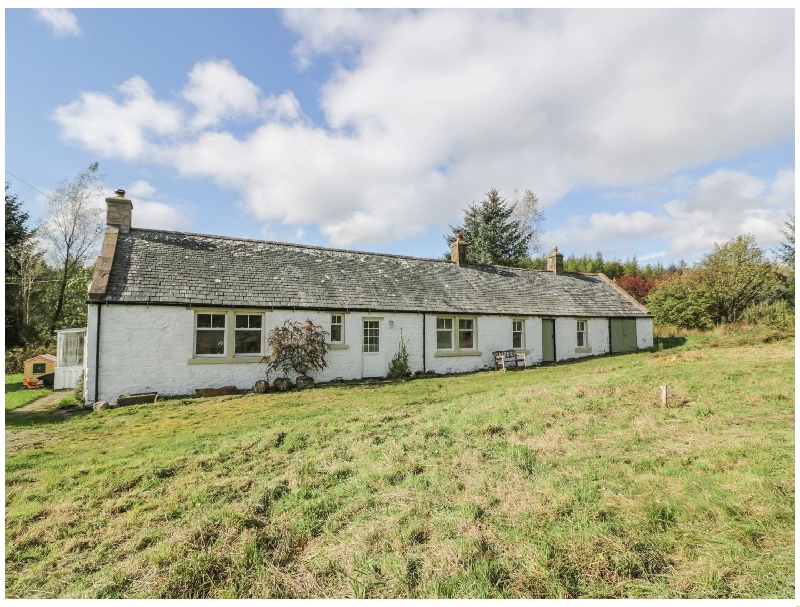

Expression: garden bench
xmin=493 ymin=350 xmax=527 ymax=371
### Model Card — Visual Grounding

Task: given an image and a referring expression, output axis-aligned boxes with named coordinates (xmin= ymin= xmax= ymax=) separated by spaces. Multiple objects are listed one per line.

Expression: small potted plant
xmin=262 ymin=319 xmax=330 ymax=390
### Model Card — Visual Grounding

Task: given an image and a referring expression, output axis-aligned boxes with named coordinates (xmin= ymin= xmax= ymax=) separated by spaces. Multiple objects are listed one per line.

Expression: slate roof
xmin=100 ymin=229 xmax=650 ymax=318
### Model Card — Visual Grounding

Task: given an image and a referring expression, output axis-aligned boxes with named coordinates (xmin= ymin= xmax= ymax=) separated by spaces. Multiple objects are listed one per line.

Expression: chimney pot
xmin=456 ymin=233 xmax=463 ymax=242
xmin=115 ymin=188 xmax=126 ymax=198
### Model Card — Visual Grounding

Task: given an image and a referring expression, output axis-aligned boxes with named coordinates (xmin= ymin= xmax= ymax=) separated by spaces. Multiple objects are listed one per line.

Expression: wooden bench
xmin=493 ymin=350 xmax=527 ymax=371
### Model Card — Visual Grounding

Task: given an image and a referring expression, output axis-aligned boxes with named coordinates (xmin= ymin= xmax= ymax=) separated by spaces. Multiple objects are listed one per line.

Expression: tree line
xmin=5 ymin=164 xmax=104 ymax=371
xmin=445 ymin=189 xmax=795 ymax=330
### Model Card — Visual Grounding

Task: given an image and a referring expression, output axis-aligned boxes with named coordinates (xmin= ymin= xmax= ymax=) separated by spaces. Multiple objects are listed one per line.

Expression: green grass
xmin=5 ymin=373 xmax=52 ymax=411
xmin=5 ymin=329 xmax=795 ymax=598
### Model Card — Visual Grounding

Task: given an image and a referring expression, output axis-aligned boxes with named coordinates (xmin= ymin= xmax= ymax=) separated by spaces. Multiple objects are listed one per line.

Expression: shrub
xmin=73 ymin=371 xmax=86 ymax=407
xmin=263 ymin=319 xmax=330 ymax=378
xmin=742 ymin=300 xmax=795 ymax=331
xmin=646 ymin=272 xmax=715 ymax=330
xmin=387 ymin=330 xmax=411 ymax=379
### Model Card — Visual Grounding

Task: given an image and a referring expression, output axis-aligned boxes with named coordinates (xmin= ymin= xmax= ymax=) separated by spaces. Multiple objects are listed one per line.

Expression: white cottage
xmin=84 ymin=191 xmax=652 ymax=405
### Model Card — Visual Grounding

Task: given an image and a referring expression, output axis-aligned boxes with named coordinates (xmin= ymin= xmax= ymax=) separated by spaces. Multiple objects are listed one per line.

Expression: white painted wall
xmin=553 ymin=317 xmax=611 ymax=361
xmin=424 ymin=315 xmax=533 ymax=375
xmin=83 ymin=304 xmax=653 ymax=404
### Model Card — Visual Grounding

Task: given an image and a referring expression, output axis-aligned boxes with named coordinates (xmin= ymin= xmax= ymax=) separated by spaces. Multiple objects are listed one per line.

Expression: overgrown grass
xmin=5 ymin=328 xmax=794 ymax=598
xmin=5 ymin=373 xmax=52 ymax=411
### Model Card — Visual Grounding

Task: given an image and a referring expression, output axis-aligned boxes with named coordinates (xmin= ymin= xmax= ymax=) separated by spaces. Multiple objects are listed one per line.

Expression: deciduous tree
xmin=511 ymin=188 xmax=545 ymax=255
xmin=615 ymin=275 xmax=657 ymax=303
xmin=645 ymin=271 xmax=715 ymax=330
xmin=698 ymin=234 xmax=781 ymax=325
xmin=37 ymin=163 xmax=104 ymax=332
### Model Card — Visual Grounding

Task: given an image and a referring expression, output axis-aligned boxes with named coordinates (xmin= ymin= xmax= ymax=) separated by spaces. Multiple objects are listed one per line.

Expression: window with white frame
xmin=234 ymin=314 xmax=263 ymax=355
xmin=195 ymin=313 xmax=226 ymax=356
xmin=458 ymin=318 xmax=475 ymax=349
xmin=331 ymin=314 xmax=344 ymax=344
xmin=363 ymin=320 xmax=380 ymax=352
xmin=59 ymin=332 xmax=85 ymax=366
xmin=512 ymin=319 xmax=524 ymax=349
xmin=576 ymin=320 xmax=587 ymax=347
xmin=436 ymin=317 xmax=453 ymax=349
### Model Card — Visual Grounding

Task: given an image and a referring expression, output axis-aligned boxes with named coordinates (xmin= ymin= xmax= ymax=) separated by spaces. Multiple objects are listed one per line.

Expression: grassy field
xmin=5 ymin=373 xmax=52 ymax=411
xmin=5 ymin=328 xmax=794 ymax=598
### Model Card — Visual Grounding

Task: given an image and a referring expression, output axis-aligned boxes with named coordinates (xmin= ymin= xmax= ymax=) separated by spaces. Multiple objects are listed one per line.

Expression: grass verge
xmin=5 ymin=373 xmax=52 ymax=411
xmin=5 ymin=329 xmax=794 ymax=598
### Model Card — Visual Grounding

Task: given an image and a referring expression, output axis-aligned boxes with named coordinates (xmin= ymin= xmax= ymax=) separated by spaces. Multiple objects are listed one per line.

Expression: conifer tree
xmin=445 ymin=189 xmax=533 ymax=266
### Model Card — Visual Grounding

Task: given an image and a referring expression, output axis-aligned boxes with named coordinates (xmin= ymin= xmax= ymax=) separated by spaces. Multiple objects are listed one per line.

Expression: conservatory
xmin=54 ymin=327 xmax=86 ymax=390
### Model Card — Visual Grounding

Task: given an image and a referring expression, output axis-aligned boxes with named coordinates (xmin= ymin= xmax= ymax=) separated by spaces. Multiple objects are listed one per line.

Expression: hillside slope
xmin=5 ymin=333 xmax=794 ymax=598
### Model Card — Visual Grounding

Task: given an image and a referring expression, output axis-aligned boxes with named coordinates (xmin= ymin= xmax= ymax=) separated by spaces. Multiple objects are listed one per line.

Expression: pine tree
xmin=777 ymin=214 xmax=794 ymax=269
xmin=6 ymin=183 xmax=35 ymax=347
xmin=445 ymin=189 xmax=533 ymax=266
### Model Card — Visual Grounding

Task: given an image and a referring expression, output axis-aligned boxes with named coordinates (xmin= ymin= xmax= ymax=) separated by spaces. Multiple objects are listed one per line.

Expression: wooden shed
xmin=23 ymin=354 xmax=57 ymax=382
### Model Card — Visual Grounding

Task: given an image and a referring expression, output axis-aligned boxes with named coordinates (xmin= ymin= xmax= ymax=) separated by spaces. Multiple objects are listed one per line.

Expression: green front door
xmin=610 ymin=319 xmax=637 ymax=353
xmin=541 ymin=319 xmax=555 ymax=362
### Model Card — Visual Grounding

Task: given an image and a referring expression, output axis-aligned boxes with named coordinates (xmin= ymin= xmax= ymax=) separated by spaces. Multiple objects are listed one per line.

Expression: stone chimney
xmin=450 ymin=233 xmax=468 ymax=265
xmin=106 ymin=189 xmax=133 ymax=233
xmin=547 ymin=246 xmax=564 ymax=274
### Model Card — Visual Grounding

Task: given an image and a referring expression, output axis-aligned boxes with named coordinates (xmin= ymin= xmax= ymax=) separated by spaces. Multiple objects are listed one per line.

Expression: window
xmin=32 ymin=363 xmax=46 ymax=374
xmin=437 ymin=317 xmax=453 ymax=349
xmin=435 ymin=316 xmax=478 ymax=355
xmin=459 ymin=318 xmax=475 ymax=349
xmin=512 ymin=320 xmax=524 ymax=349
xmin=577 ymin=320 xmax=587 ymax=347
xmin=363 ymin=320 xmax=380 ymax=352
xmin=59 ymin=332 xmax=85 ymax=366
xmin=235 ymin=314 xmax=262 ymax=355
xmin=331 ymin=314 xmax=344 ymax=344
xmin=195 ymin=313 xmax=226 ymax=356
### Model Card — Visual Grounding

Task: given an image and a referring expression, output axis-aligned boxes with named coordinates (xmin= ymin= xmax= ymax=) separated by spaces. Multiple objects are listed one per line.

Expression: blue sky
xmin=5 ymin=8 xmax=795 ymax=264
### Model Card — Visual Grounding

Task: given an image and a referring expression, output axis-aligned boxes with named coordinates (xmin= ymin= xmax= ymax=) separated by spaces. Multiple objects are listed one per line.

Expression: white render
xmin=84 ymin=303 xmax=653 ymax=405
xmin=552 ymin=317 xmax=611 ymax=362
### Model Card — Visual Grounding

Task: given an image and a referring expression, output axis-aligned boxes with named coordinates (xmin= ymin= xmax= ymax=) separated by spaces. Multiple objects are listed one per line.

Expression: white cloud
xmin=110 ymin=181 xmax=189 ymax=231
xmin=282 ymin=9 xmax=402 ymax=69
xmin=183 ymin=59 xmax=263 ymax=129
xmin=53 ymin=77 xmax=182 ymax=160
xmin=52 ymin=9 xmax=794 ymax=250
xmin=544 ymin=169 xmax=795 ymax=259
xmin=33 ymin=8 xmax=82 ymax=38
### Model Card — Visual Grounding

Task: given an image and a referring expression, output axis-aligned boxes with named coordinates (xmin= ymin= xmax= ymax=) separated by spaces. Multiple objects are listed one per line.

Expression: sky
xmin=4 ymin=8 xmax=795 ymax=265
